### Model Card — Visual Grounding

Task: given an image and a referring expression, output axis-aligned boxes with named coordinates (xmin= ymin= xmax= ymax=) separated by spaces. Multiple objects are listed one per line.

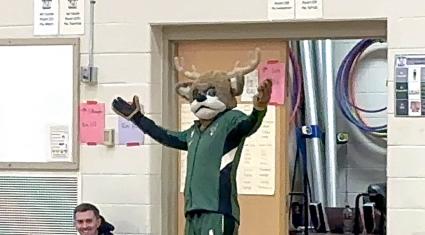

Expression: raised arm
xmin=112 ymin=96 xmax=188 ymax=150
xmin=228 ymin=108 xmax=267 ymax=138
xmin=228 ymin=79 xmax=272 ymax=138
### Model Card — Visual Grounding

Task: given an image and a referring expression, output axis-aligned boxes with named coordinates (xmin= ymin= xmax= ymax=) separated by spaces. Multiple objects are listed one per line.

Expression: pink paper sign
xmin=79 ymin=102 xmax=105 ymax=144
xmin=259 ymin=60 xmax=286 ymax=105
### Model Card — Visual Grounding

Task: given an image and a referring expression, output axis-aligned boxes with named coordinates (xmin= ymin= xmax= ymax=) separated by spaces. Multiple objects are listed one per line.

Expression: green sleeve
xmin=229 ymin=108 xmax=267 ymax=137
xmin=131 ymin=112 xmax=190 ymax=150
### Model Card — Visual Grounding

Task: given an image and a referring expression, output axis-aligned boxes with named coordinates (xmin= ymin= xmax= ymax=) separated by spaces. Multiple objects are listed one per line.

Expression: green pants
xmin=185 ymin=211 xmax=238 ymax=235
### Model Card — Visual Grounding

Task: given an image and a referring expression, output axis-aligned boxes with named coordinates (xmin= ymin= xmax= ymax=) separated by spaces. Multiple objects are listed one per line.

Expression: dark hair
xmin=73 ymin=203 xmax=100 ymax=219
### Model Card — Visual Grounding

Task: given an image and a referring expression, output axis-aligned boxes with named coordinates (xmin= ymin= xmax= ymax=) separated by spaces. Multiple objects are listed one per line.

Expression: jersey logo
xmin=209 ymin=123 xmax=218 ymax=136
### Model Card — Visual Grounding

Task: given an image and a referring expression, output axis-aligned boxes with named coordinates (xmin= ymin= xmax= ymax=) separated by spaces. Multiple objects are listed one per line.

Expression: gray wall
xmin=333 ymin=40 xmax=387 ymax=207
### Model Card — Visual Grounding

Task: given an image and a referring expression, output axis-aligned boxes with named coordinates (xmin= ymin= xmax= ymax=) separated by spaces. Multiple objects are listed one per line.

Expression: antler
xmin=173 ymin=56 xmax=201 ymax=80
xmin=226 ymin=47 xmax=261 ymax=78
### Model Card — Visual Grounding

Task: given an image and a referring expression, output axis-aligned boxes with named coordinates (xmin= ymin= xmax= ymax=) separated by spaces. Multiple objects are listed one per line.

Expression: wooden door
xmin=175 ymin=39 xmax=290 ymax=235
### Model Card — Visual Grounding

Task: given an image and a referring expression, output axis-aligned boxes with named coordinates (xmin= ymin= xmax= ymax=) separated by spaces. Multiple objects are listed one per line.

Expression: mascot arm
xmin=131 ymin=112 xmax=189 ymax=150
xmin=228 ymin=77 xmax=272 ymax=138
xmin=112 ymin=95 xmax=188 ymax=150
xmin=228 ymin=108 xmax=267 ymax=139
xmin=228 ymin=78 xmax=271 ymax=138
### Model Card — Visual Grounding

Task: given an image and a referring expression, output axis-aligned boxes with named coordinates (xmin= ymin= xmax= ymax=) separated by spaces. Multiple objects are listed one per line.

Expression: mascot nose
xmin=195 ymin=94 xmax=207 ymax=102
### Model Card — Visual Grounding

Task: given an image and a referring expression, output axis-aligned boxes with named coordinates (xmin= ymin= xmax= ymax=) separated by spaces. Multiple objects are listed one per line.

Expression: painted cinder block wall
xmin=0 ymin=0 xmax=424 ymax=234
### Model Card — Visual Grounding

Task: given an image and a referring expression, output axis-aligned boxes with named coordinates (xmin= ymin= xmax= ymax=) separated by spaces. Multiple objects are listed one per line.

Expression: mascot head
xmin=174 ymin=48 xmax=260 ymax=120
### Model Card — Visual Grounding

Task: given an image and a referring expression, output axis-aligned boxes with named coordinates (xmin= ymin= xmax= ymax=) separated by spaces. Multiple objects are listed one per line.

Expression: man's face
xmin=74 ymin=210 xmax=101 ymax=235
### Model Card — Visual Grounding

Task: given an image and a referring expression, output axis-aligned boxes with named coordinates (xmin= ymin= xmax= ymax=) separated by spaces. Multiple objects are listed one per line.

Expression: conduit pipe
xmin=299 ymin=40 xmax=326 ymax=205
xmin=315 ymin=40 xmax=338 ymax=207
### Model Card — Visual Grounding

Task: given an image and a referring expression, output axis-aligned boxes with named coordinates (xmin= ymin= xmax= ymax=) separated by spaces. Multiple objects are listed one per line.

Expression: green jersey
xmin=132 ymin=108 xmax=267 ymax=222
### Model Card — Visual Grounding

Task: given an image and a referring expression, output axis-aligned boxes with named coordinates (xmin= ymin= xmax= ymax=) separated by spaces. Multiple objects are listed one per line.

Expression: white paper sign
xmin=34 ymin=0 xmax=60 ymax=35
xmin=49 ymin=125 xmax=70 ymax=161
xmin=268 ymin=0 xmax=295 ymax=20
xmin=235 ymin=104 xmax=276 ymax=195
xmin=295 ymin=0 xmax=323 ymax=19
xmin=60 ymin=0 xmax=85 ymax=35
xmin=394 ymin=55 xmax=425 ymax=117
xmin=241 ymin=70 xmax=259 ymax=102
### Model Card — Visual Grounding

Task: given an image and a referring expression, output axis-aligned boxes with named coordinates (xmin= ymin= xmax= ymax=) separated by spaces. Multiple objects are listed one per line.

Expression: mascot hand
xmin=112 ymin=95 xmax=143 ymax=120
xmin=253 ymin=79 xmax=272 ymax=110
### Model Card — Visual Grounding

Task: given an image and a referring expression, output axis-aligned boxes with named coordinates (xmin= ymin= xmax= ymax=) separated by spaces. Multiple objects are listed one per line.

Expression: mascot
xmin=112 ymin=48 xmax=272 ymax=235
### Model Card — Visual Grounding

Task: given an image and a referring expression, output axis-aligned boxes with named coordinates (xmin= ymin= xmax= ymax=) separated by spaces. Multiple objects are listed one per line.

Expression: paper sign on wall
xmin=49 ymin=125 xmax=70 ymax=161
xmin=118 ymin=117 xmax=144 ymax=145
xmin=236 ymin=104 xmax=276 ymax=195
xmin=79 ymin=102 xmax=105 ymax=145
xmin=241 ymin=69 xmax=259 ymax=102
xmin=33 ymin=0 xmax=59 ymax=35
xmin=394 ymin=55 xmax=425 ymax=117
xmin=259 ymin=60 xmax=286 ymax=105
xmin=59 ymin=0 xmax=85 ymax=35
xmin=268 ymin=0 xmax=295 ymax=20
xmin=295 ymin=0 xmax=323 ymax=19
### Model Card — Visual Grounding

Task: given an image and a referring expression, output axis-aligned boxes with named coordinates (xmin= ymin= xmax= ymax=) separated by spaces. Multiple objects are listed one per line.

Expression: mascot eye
xmin=206 ymin=88 xmax=216 ymax=97
xmin=192 ymin=89 xmax=199 ymax=97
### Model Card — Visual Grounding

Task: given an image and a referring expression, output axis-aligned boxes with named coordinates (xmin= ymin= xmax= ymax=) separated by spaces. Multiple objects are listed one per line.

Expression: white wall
xmin=1 ymin=0 xmax=425 ymax=234
xmin=0 ymin=1 xmax=163 ymax=234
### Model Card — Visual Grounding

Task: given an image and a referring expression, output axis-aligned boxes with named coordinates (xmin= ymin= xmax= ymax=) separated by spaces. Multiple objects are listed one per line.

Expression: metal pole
xmin=315 ymin=40 xmax=338 ymax=207
xmin=89 ymin=0 xmax=96 ymax=67
xmin=299 ymin=40 xmax=326 ymax=205
xmin=80 ymin=0 xmax=98 ymax=84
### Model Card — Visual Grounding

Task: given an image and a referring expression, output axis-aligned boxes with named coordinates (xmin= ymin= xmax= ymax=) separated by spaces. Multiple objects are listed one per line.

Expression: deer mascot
xmin=112 ymin=48 xmax=272 ymax=235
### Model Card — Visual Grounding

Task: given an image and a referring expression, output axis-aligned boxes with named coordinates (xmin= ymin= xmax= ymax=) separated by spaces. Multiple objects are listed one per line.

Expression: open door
xmin=175 ymin=39 xmax=290 ymax=235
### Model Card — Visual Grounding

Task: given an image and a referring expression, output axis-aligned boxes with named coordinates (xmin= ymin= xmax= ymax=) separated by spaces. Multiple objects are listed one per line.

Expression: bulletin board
xmin=176 ymin=40 xmax=289 ymax=235
xmin=0 ymin=38 xmax=80 ymax=170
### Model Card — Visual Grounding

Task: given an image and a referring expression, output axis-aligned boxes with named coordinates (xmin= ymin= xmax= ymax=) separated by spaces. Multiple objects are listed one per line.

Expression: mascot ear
xmin=229 ymin=75 xmax=245 ymax=96
xmin=176 ymin=82 xmax=193 ymax=101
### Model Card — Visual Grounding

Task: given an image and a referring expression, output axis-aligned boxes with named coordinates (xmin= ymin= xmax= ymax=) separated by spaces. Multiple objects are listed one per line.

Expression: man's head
xmin=74 ymin=203 xmax=101 ymax=235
